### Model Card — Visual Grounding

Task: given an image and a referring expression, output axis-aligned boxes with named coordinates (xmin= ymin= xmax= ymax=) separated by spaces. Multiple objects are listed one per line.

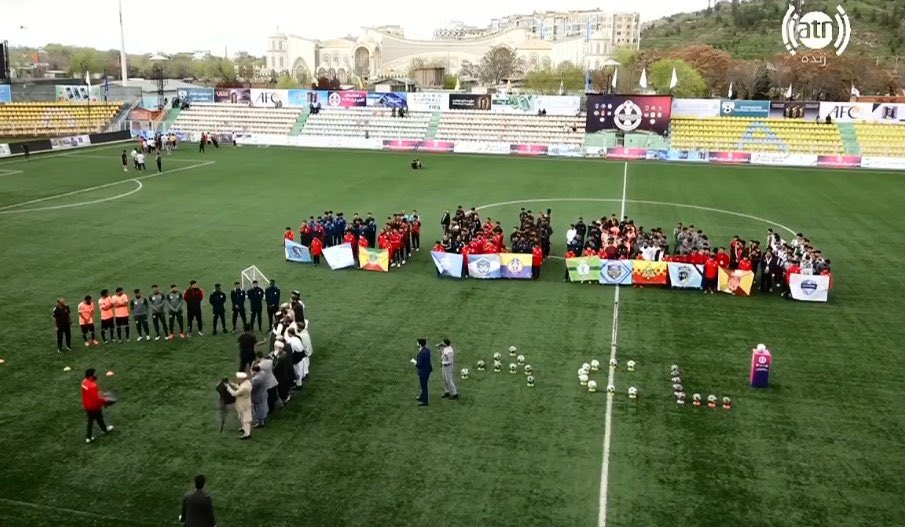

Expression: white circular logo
xmin=613 ymin=101 xmax=643 ymax=132
xmin=798 ymin=11 xmax=835 ymax=49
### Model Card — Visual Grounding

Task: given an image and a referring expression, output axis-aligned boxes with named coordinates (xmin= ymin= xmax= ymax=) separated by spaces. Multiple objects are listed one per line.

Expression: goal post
xmin=241 ymin=265 xmax=270 ymax=290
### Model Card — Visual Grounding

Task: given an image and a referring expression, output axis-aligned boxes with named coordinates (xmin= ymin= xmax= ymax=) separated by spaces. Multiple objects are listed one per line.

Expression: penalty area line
xmin=0 ymin=496 xmax=156 ymax=526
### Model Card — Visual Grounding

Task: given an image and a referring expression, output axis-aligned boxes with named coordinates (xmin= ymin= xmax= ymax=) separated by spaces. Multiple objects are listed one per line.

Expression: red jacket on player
xmin=310 ymin=238 xmax=323 ymax=256
xmin=691 ymin=251 xmax=709 ymax=265
xmin=343 ymin=232 xmax=355 ymax=245
xmin=359 ymin=236 xmax=369 ymax=248
xmin=716 ymin=251 xmax=730 ymax=269
xmin=704 ymin=258 xmax=719 ymax=279
xmin=565 ymin=250 xmax=576 ymax=259
xmin=532 ymin=246 xmax=544 ymax=267
xmin=412 ymin=220 xmax=421 ymax=235
xmin=81 ymin=377 xmax=106 ymax=412
xmin=284 ymin=229 xmax=295 ymax=243
xmin=738 ymin=258 xmax=752 ymax=271
xmin=433 ymin=243 xmax=445 ymax=252
xmin=786 ymin=264 xmax=800 ymax=284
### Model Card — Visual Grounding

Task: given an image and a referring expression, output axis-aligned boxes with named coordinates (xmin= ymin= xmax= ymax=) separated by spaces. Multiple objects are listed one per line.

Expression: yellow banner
xmin=718 ymin=268 xmax=754 ymax=296
xmin=358 ymin=247 xmax=389 ymax=272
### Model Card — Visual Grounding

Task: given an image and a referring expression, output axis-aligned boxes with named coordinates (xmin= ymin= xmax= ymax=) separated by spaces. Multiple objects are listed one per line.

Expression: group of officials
xmin=412 ymin=338 xmax=458 ymax=406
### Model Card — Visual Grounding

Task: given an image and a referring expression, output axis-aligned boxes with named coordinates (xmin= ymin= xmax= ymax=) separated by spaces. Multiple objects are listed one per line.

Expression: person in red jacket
xmin=738 ymin=257 xmax=752 ymax=271
xmin=184 ymin=280 xmax=205 ymax=336
xmin=359 ymin=235 xmax=369 ymax=249
xmin=783 ymin=260 xmax=800 ymax=299
xmin=412 ymin=217 xmax=422 ymax=252
xmin=716 ymin=247 xmax=730 ymax=269
xmin=310 ymin=237 xmax=323 ymax=267
xmin=531 ymin=244 xmax=544 ymax=280
xmin=564 ymin=249 xmax=577 ymax=281
xmin=284 ymin=227 xmax=295 ymax=245
xmin=432 ymin=241 xmax=445 ymax=253
xmin=81 ymin=368 xmax=113 ymax=443
xmin=704 ymin=254 xmax=719 ymax=294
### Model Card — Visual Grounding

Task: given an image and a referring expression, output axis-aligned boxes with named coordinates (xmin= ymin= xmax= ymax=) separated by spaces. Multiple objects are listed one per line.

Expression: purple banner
xmin=325 ymin=90 xmax=367 ymax=108
xmin=510 ymin=144 xmax=549 ymax=156
xmin=816 ymin=155 xmax=862 ymax=168
xmin=382 ymin=139 xmax=455 ymax=152
xmin=708 ymin=151 xmax=752 ymax=164
xmin=214 ymin=88 xmax=251 ymax=104
xmin=605 ymin=147 xmax=648 ymax=160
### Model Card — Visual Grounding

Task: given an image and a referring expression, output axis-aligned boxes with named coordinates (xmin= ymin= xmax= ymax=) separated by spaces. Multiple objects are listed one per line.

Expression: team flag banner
xmin=599 ymin=260 xmax=633 ymax=285
xmin=789 ymin=273 xmax=830 ymax=302
xmin=667 ymin=263 xmax=704 ymax=289
xmin=567 ymin=257 xmax=602 ymax=282
xmin=432 ymin=251 xmax=464 ymax=278
xmin=322 ymin=243 xmax=356 ymax=270
xmin=500 ymin=253 xmax=533 ymax=279
xmin=358 ymin=247 xmax=389 ymax=272
xmin=632 ymin=261 xmax=669 ymax=286
xmin=284 ymin=240 xmax=312 ymax=263
xmin=467 ymin=254 xmax=501 ymax=279
xmin=718 ymin=268 xmax=755 ymax=296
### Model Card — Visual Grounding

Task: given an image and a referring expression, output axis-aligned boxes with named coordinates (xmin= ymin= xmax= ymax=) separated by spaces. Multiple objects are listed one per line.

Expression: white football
xmin=578 ymin=367 xmax=586 ymax=376
xmin=590 ymin=359 xmax=600 ymax=371
xmin=672 ymin=384 xmax=683 ymax=392
xmin=722 ymin=396 xmax=731 ymax=404
xmin=509 ymin=345 xmax=517 ymax=353
xmin=609 ymin=358 xmax=618 ymax=368
xmin=707 ymin=394 xmax=717 ymax=403
xmin=628 ymin=386 xmax=638 ymax=398
xmin=509 ymin=363 xmax=517 ymax=373
xmin=606 ymin=384 xmax=615 ymax=393
xmin=579 ymin=374 xmax=589 ymax=385
xmin=756 ymin=343 xmax=766 ymax=351
xmin=493 ymin=352 xmax=502 ymax=360
xmin=526 ymin=375 xmax=535 ymax=386
xmin=524 ymin=365 xmax=533 ymax=375
xmin=582 ymin=362 xmax=591 ymax=371
xmin=692 ymin=393 xmax=701 ymax=401
xmin=587 ymin=380 xmax=598 ymax=392
xmin=626 ymin=360 xmax=636 ymax=371
xmin=461 ymin=368 xmax=469 ymax=379
xmin=516 ymin=354 xmax=525 ymax=365
xmin=671 ymin=376 xmax=681 ymax=384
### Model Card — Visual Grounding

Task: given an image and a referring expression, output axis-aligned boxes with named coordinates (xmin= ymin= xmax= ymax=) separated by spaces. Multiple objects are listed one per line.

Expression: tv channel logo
xmin=781 ymin=4 xmax=851 ymax=56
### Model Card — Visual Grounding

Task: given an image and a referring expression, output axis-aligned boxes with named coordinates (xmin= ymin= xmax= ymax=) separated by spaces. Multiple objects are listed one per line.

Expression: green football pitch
xmin=1 ymin=144 xmax=904 ymax=527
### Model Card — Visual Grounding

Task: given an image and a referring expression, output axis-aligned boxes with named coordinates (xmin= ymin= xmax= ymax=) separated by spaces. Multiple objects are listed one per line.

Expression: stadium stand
xmin=853 ymin=123 xmax=905 ymax=157
xmin=170 ymin=103 xmax=303 ymax=135
xmin=301 ymin=107 xmax=431 ymax=139
xmin=0 ymin=101 xmax=122 ymax=137
xmin=436 ymin=111 xmax=585 ymax=145
xmin=671 ymin=117 xmax=844 ymax=155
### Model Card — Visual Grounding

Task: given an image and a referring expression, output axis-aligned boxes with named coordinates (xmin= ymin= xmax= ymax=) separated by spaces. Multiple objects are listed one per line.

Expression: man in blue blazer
xmin=415 ymin=338 xmax=432 ymax=406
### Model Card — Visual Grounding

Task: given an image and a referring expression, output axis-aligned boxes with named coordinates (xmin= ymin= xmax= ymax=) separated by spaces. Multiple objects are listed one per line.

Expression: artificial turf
xmin=0 ymin=144 xmax=903 ymax=527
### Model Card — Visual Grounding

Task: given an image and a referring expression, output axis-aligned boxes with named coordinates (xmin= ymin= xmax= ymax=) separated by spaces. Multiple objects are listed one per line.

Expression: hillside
xmin=641 ymin=0 xmax=905 ymax=60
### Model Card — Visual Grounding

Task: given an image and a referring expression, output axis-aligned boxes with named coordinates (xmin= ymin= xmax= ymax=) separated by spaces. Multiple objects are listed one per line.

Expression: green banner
xmin=567 ymin=256 xmax=601 ymax=282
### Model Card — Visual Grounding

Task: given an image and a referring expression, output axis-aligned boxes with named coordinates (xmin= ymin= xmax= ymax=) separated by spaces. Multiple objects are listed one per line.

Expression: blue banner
xmin=667 ymin=263 xmax=704 ymax=289
xmin=721 ymin=100 xmax=770 ymax=118
xmin=287 ymin=89 xmax=315 ymax=107
xmin=177 ymin=87 xmax=214 ymax=104
xmin=284 ymin=240 xmax=312 ymax=263
xmin=0 ymin=84 xmax=11 ymax=103
xmin=599 ymin=260 xmax=633 ymax=285
xmin=467 ymin=254 xmax=501 ymax=279
xmin=366 ymin=92 xmax=408 ymax=108
xmin=431 ymin=251 xmax=463 ymax=278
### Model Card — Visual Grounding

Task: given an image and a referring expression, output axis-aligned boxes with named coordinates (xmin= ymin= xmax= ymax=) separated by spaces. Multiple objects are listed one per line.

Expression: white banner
xmin=547 ymin=144 xmax=585 ymax=157
xmin=750 ymin=153 xmax=818 ymax=166
xmin=0 ymin=144 xmax=10 ymax=157
xmin=869 ymin=103 xmax=905 ymax=123
xmin=671 ymin=98 xmax=721 ymax=118
xmin=453 ymin=141 xmax=511 ymax=155
xmin=50 ymin=135 xmax=91 ymax=150
xmin=235 ymin=134 xmax=383 ymax=150
xmin=250 ymin=89 xmax=289 ymax=108
xmin=861 ymin=156 xmax=905 ymax=170
xmin=408 ymin=92 xmax=449 ymax=112
xmin=322 ymin=243 xmax=356 ymax=270
xmin=818 ymin=102 xmax=874 ymax=122
xmin=535 ymin=95 xmax=581 ymax=116
xmin=789 ymin=273 xmax=830 ymax=302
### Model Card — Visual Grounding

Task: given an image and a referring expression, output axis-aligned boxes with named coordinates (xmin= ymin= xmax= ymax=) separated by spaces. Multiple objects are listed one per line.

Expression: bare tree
xmin=465 ymin=46 xmax=525 ymax=85
xmin=731 ymin=60 xmax=768 ymax=99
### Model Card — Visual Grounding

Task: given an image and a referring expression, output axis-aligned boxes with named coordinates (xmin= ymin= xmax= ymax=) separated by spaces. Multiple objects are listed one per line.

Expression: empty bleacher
xmin=301 ymin=107 xmax=431 ymax=139
xmin=436 ymin=111 xmax=585 ymax=145
xmin=170 ymin=103 xmax=303 ymax=135
xmin=853 ymin=123 xmax=905 ymax=157
xmin=0 ymin=101 xmax=122 ymax=137
xmin=671 ymin=117 xmax=844 ymax=155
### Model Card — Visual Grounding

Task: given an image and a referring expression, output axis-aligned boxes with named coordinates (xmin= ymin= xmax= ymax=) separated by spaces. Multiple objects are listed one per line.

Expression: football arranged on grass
xmin=509 ymin=363 xmax=517 ymax=374
xmin=509 ymin=345 xmax=518 ymax=355
xmin=461 ymin=368 xmax=469 ymax=379
xmin=493 ymin=352 xmax=502 ymax=361
xmin=516 ymin=354 xmax=525 ymax=365
xmin=588 ymin=380 xmax=598 ymax=392
xmin=579 ymin=374 xmax=589 ymax=386
xmin=524 ymin=365 xmax=533 ymax=375
xmin=606 ymin=384 xmax=615 ymax=394
xmin=526 ymin=375 xmax=535 ymax=387
xmin=628 ymin=386 xmax=638 ymax=399
xmin=676 ymin=392 xmax=686 ymax=404
xmin=476 ymin=360 xmax=485 ymax=371
xmin=672 ymin=383 xmax=683 ymax=392
xmin=590 ymin=359 xmax=600 ymax=371
xmin=626 ymin=360 xmax=636 ymax=372
xmin=671 ymin=376 xmax=681 ymax=384
xmin=609 ymin=358 xmax=618 ymax=368
xmin=493 ymin=360 xmax=502 ymax=373
xmin=582 ymin=362 xmax=591 ymax=372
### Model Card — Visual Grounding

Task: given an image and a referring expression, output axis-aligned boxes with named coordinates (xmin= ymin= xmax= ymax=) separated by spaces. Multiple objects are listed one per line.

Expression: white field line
xmin=0 ymin=180 xmax=143 ymax=214
xmin=0 ymin=168 xmax=24 ymax=177
xmin=61 ymin=152 xmax=205 ymax=163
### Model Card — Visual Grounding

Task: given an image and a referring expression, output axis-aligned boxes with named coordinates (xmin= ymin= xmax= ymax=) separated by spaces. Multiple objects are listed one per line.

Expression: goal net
xmin=241 ymin=265 xmax=270 ymax=290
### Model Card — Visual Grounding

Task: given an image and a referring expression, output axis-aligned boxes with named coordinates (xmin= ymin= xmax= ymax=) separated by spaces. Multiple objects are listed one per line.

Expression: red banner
xmin=708 ymin=151 xmax=752 ymax=164
xmin=510 ymin=144 xmax=548 ymax=156
xmin=382 ymin=139 xmax=455 ymax=152
xmin=816 ymin=155 xmax=861 ymax=168
xmin=606 ymin=147 xmax=648 ymax=160
xmin=631 ymin=261 xmax=669 ymax=285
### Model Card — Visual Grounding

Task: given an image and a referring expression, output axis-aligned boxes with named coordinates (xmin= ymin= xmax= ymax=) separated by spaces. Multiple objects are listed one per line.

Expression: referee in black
xmin=230 ymin=282 xmax=247 ymax=333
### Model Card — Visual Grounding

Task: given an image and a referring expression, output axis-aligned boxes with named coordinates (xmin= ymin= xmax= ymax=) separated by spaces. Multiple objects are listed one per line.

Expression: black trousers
xmin=187 ymin=309 xmax=203 ymax=332
xmin=532 ymin=266 xmax=540 ymax=280
xmin=412 ymin=232 xmax=420 ymax=249
xmin=86 ymin=410 xmax=108 ymax=439
xmin=250 ymin=307 xmax=263 ymax=332
xmin=232 ymin=307 xmax=247 ymax=330
xmin=134 ymin=315 xmax=150 ymax=337
xmin=418 ymin=373 xmax=430 ymax=404
xmin=80 ymin=323 xmax=96 ymax=342
xmin=151 ymin=313 xmax=169 ymax=336
xmin=266 ymin=305 xmax=278 ymax=327
xmin=759 ymin=272 xmax=773 ymax=293
xmin=169 ymin=312 xmax=185 ymax=334
xmin=267 ymin=387 xmax=279 ymax=414
xmin=313 ymin=255 xmax=321 ymax=266
xmin=212 ymin=311 xmax=226 ymax=333
xmin=56 ymin=326 xmax=71 ymax=350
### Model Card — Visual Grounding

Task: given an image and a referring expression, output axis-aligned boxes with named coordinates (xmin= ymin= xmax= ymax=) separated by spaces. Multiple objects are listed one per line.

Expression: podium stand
xmin=750 ymin=347 xmax=772 ymax=388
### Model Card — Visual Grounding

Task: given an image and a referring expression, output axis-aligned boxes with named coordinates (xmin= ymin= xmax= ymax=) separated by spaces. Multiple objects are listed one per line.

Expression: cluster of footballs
xmin=670 ymin=364 xmax=731 ymax=409
xmin=462 ymin=346 xmax=535 ymax=387
xmin=579 ymin=358 xmax=638 ymax=398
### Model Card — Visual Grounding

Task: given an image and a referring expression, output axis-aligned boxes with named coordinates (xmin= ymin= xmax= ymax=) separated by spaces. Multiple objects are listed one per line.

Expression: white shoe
xmin=86 ymin=437 xmax=94 ymax=443
xmin=198 ymin=331 xmax=204 ymax=336
xmin=154 ymin=336 xmax=160 ymax=341
xmin=106 ymin=425 xmax=114 ymax=432
xmin=146 ymin=336 xmax=152 ymax=341
xmin=402 ymin=260 xmax=407 ymax=265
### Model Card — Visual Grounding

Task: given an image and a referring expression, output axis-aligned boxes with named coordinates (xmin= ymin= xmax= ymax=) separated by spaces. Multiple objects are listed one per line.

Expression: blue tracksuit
xmin=416 ymin=346 xmax=432 ymax=403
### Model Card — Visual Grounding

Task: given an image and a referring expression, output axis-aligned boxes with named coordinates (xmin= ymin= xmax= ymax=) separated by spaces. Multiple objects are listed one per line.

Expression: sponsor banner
xmin=720 ymin=99 xmax=770 ymax=118
xmin=0 ymin=84 xmax=11 ymax=103
xmin=499 ymin=253 xmax=533 ymax=279
xmin=214 ymin=88 xmax=251 ymax=104
xmin=359 ymin=247 xmax=389 ymax=272
xmin=432 ymin=251 xmax=464 ymax=278
xmin=632 ymin=261 xmax=669 ymax=286
xmin=284 ymin=240 xmax=312 ymax=263
xmin=708 ymin=151 xmax=751 ymax=164
xmin=295 ymin=136 xmax=383 ymax=150
xmin=861 ymin=157 xmax=905 ymax=170
xmin=667 ymin=263 xmax=703 ymax=289
xmin=250 ymin=89 xmax=288 ymax=108
xmin=491 ymin=94 xmax=536 ymax=113
xmin=599 ymin=260 xmax=632 ymax=285
xmin=750 ymin=153 xmax=818 ymax=166
xmin=366 ymin=92 xmax=408 ymax=108
xmin=323 ymin=90 xmax=367 ymax=108
xmin=818 ymin=102 xmax=874 ymax=122
xmin=816 ymin=155 xmax=861 ymax=168
xmin=408 ymin=92 xmax=449 ymax=112
xmin=467 ymin=254 xmax=501 ymax=279
xmin=449 ymin=93 xmax=492 ymax=111
xmin=287 ymin=89 xmax=317 ymax=107
xmin=606 ymin=147 xmax=648 ymax=160
xmin=718 ymin=268 xmax=754 ymax=296
xmin=547 ymin=144 xmax=585 ymax=157
xmin=382 ymin=139 xmax=455 ymax=152
xmin=322 ymin=243 xmax=356 ymax=270
xmin=176 ymin=87 xmax=214 ymax=104
xmin=0 ymin=144 xmax=10 ymax=157
xmin=510 ymin=144 xmax=548 ymax=156
xmin=869 ymin=103 xmax=905 ymax=123
xmin=535 ymin=95 xmax=581 ymax=116
xmin=55 ymin=85 xmax=101 ymax=103
xmin=671 ymin=98 xmax=721 ymax=118
xmin=567 ymin=257 xmax=602 ymax=282
xmin=769 ymin=101 xmax=819 ymax=120
xmin=50 ymin=135 xmax=91 ymax=150
xmin=453 ymin=141 xmax=511 ymax=155
xmin=646 ymin=149 xmax=709 ymax=162
xmin=789 ymin=273 xmax=830 ymax=302
xmin=586 ymin=95 xmax=672 ymax=135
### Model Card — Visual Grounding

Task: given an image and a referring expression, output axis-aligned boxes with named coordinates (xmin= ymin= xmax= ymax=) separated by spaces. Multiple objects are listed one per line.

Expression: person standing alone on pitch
xmin=247 ymin=280 xmax=265 ymax=333
xmin=265 ymin=279 xmax=280 ymax=328
xmin=148 ymin=285 xmax=169 ymax=340
xmin=414 ymin=338 xmax=432 ymax=406
xmin=121 ymin=150 xmax=129 ymax=172
xmin=52 ymin=298 xmax=72 ymax=353
xmin=210 ymin=283 xmax=227 ymax=335
xmin=440 ymin=338 xmax=458 ymax=400
xmin=78 ymin=295 xmax=98 ymax=347
xmin=179 ymin=475 xmax=217 ymax=527
xmin=81 ymin=368 xmax=113 ymax=443
xmin=156 ymin=152 xmax=162 ymax=173
xmin=131 ymin=289 xmax=150 ymax=341
xmin=184 ymin=280 xmax=205 ymax=336
xmin=230 ymin=282 xmax=247 ymax=333
xmin=167 ymin=284 xmax=186 ymax=339
xmin=112 ymin=287 xmax=131 ymax=342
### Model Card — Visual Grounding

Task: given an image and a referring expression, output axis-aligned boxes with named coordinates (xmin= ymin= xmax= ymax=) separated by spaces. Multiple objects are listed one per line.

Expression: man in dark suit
xmin=180 ymin=474 xmax=216 ymax=527
xmin=414 ymin=338 xmax=432 ymax=406
xmin=760 ymin=250 xmax=778 ymax=293
xmin=440 ymin=210 xmax=451 ymax=235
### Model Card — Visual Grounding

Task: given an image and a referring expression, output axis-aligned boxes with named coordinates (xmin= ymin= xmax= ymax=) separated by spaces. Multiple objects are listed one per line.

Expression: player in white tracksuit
xmin=440 ymin=339 xmax=458 ymax=399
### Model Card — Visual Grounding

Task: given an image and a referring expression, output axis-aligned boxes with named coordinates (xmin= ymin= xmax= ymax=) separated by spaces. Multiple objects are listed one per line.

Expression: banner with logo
xmin=287 ymin=89 xmax=316 ymax=107
xmin=599 ymin=260 xmax=633 ymax=285
xmin=214 ymin=88 xmax=251 ymax=104
xmin=547 ymin=144 xmax=585 ymax=157
xmin=750 ymin=153 xmax=819 ymax=166
xmin=382 ymin=139 xmax=455 ymax=152
xmin=567 ymin=257 xmax=601 ymax=282
xmin=176 ymin=87 xmax=214 ymax=104
xmin=358 ymin=247 xmax=389 ymax=272
xmin=667 ymin=263 xmax=703 ymax=289
xmin=449 ymin=94 xmax=492 ymax=111
xmin=769 ymin=101 xmax=819 ymax=120
xmin=250 ymin=89 xmax=288 ymax=108
xmin=284 ymin=240 xmax=312 ymax=263
xmin=0 ymin=144 xmax=11 ymax=157
xmin=0 ymin=84 xmax=11 ymax=103
xmin=50 ymin=135 xmax=91 ymax=150
xmin=632 ymin=261 xmax=669 ymax=286
xmin=861 ymin=157 xmax=905 ymax=170
xmin=467 ymin=254 xmax=501 ymax=279
xmin=646 ymin=149 xmax=709 ymax=162
xmin=432 ymin=251 xmax=464 ymax=278
xmin=708 ymin=151 xmax=752 ymax=164
xmin=491 ymin=94 xmax=536 ymax=113
xmin=789 ymin=273 xmax=830 ymax=302
xmin=605 ymin=147 xmax=648 ymax=160
xmin=720 ymin=99 xmax=769 ymax=118
xmin=408 ymin=92 xmax=449 ymax=112
xmin=366 ymin=92 xmax=408 ymax=108
xmin=816 ymin=155 xmax=861 ymax=168
xmin=499 ymin=253 xmax=533 ymax=279
xmin=323 ymin=90 xmax=367 ymax=108
xmin=55 ymin=85 xmax=101 ymax=103
xmin=868 ymin=103 xmax=905 ymax=123
xmin=322 ymin=243 xmax=356 ymax=270
xmin=510 ymin=144 xmax=548 ymax=156
xmin=453 ymin=141 xmax=511 ymax=155
xmin=818 ymin=102 xmax=873 ymax=122
xmin=718 ymin=268 xmax=754 ymax=296
xmin=671 ymin=98 xmax=721 ymax=118
xmin=586 ymin=95 xmax=672 ymax=135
